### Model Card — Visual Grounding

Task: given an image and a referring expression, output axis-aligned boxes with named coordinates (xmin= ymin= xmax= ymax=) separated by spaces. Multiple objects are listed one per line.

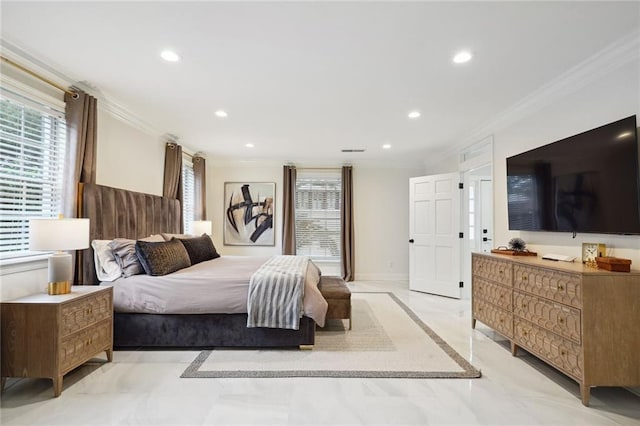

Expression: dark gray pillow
xmin=175 ymin=234 xmax=220 ymax=265
xmin=108 ymin=238 xmax=144 ymax=277
xmin=135 ymin=239 xmax=191 ymax=276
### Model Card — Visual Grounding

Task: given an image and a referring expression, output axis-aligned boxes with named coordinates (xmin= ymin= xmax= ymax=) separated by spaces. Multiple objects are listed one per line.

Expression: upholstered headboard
xmin=78 ymin=183 xmax=181 ymax=284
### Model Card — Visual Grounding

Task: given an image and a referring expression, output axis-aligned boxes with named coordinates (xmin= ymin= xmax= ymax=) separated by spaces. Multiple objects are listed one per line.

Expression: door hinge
xmin=459 ymin=232 xmax=464 ymax=238
xmin=458 ymin=182 xmax=463 ymax=189
xmin=459 ymin=281 xmax=464 ymax=288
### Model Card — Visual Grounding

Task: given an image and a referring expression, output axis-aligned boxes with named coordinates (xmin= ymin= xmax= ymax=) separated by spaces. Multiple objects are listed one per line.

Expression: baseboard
xmin=354 ymin=273 xmax=409 ymax=281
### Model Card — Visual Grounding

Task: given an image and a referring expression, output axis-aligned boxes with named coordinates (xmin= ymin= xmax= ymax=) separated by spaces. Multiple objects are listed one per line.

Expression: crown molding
xmin=1 ymin=38 xmax=163 ymax=137
xmin=426 ymin=29 xmax=640 ymax=170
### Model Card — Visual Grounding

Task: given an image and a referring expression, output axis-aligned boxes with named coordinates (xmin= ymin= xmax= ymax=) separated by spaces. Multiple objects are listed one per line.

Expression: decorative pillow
xmin=91 ymin=240 xmax=122 ymax=281
xmin=108 ymin=239 xmax=144 ymax=277
xmin=175 ymin=234 xmax=220 ymax=265
xmin=135 ymin=239 xmax=191 ymax=276
xmin=161 ymin=233 xmax=196 ymax=241
xmin=140 ymin=234 xmax=165 ymax=242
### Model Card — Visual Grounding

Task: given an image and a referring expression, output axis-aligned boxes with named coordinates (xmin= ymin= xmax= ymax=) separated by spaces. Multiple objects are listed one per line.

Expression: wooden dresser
xmin=472 ymin=252 xmax=640 ymax=406
xmin=1 ymin=286 xmax=113 ymax=396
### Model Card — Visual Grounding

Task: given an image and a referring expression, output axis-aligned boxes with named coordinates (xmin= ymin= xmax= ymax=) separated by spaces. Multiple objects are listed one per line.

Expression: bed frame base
xmin=113 ymin=312 xmax=315 ymax=348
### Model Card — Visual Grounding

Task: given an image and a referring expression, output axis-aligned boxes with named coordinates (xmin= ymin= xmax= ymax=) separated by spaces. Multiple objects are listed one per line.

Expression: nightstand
xmin=1 ymin=285 xmax=113 ymax=397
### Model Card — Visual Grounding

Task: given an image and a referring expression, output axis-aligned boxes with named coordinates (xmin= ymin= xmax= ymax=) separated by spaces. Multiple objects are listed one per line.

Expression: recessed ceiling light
xmin=382 ymin=144 xmax=392 ymax=149
xmin=245 ymin=143 xmax=254 ymax=148
xmin=408 ymin=111 xmax=421 ymax=119
xmin=160 ymin=50 xmax=181 ymax=62
xmin=453 ymin=50 xmax=472 ymax=64
xmin=617 ymin=131 xmax=632 ymax=139
xmin=215 ymin=110 xmax=228 ymax=118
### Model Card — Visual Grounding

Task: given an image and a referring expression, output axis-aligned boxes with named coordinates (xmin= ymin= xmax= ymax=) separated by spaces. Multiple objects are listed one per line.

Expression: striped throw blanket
xmin=246 ymin=255 xmax=309 ymax=330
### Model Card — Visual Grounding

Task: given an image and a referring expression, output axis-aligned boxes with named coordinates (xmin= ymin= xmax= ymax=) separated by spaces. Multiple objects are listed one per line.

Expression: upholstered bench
xmin=318 ymin=276 xmax=352 ymax=330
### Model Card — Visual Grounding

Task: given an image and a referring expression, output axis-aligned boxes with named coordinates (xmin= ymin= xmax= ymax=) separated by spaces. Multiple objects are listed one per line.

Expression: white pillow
xmin=91 ymin=240 xmax=122 ymax=282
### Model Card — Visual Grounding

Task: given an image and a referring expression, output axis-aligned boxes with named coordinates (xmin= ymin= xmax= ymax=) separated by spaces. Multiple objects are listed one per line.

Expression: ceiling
xmin=1 ymin=2 xmax=639 ymax=167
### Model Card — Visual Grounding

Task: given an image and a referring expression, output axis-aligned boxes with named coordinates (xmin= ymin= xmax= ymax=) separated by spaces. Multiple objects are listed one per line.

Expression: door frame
xmin=459 ymin=137 xmax=494 ymax=299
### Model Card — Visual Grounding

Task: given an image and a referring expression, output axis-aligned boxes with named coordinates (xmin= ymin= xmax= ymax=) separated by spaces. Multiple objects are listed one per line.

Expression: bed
xmin=78 ymin=183 xmax=323 ymax=348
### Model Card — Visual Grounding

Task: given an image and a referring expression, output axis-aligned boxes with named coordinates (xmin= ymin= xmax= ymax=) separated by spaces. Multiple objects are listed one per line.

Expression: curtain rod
xmin=1 ymin=55 xmax=77 ymax=97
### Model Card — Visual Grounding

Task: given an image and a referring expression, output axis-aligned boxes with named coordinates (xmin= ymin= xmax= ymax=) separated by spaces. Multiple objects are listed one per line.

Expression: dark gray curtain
xmin=341 ymin=165 xmax=354 ymax=281
xmin=163 ymin=142 xmax=184 ymax=232
xmin=64 ymin=90 xmax=98 ymax=285
xmin=193 ymin=155 xmax=207 ymax=220
xmin=63 ymin=90 xmax=97 ymax=218
xmin=282 ymin=165 xmax=297 ymax=255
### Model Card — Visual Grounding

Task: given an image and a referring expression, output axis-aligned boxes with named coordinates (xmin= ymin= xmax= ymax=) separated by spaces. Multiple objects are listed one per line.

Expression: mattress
xmin=102 ymin=255 xmax=328 ymax=326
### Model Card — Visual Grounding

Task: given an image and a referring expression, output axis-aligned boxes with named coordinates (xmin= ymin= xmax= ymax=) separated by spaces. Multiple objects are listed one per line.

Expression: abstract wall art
xmin=224 ymin=182 xmax=275 ymax=246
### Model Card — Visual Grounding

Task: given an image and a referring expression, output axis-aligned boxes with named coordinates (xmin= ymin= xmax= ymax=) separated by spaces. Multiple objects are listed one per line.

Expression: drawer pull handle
xmin=499 ymin=270 xmax=503 ymax=274
xmin=557 ymin=284 xmax=564 ymax=291
xmin=561 ymin=350 xmax=566 ymax=356
xmin=523 ymin=276 xmax=528 ymax=281
xmin=522 ymin=303 xmax=527 ymax=308
xmin=523 ymin=331 xmax=528 ymax=336
xmin=499 ymin=295 xmax=504 ymax=299
xmin=499 ymin=319 xmax=504 ymax=323
xmin=559 ymin=318 xmax=564 ymax=324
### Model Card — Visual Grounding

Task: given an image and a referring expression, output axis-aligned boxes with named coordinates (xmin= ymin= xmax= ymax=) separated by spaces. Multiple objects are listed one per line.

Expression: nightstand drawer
xmin=60 ymin=319 xmax=112 ymax=373
xmin=513 ymin=265 xmax=582 ymax=308
xmin=473 ymin=256 xmax=513 ymax=286
xmin=61 ymin=290 xmax=112 ymax=336
xmin=513 ymin=291 xmax=581 ymax=344
xmin=473 ymin=277 xmax=512 ymax=311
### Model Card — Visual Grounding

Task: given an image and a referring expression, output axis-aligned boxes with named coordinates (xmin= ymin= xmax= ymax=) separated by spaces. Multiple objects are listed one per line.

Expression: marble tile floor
xmin=1 ymin=280 xmax=639 ymax=425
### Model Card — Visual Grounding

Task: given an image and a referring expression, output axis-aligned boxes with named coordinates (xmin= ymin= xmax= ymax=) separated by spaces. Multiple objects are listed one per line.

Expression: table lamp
xmin=29 ymin=217 xmax=90 ymax=295
xmin=191 ymin=220 xmax=212 ymax=236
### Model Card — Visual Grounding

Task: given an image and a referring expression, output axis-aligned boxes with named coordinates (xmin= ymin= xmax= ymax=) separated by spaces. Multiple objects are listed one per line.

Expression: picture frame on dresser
xmin=471 ymin=252 xmax=640 ymax=406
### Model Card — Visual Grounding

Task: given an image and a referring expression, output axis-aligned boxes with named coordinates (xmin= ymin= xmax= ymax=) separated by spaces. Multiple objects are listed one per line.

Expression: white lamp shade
xmin=29 ymin=218 xmax=90 ymax=251
xmin=191 ymin=220 xmax=212 ymax=236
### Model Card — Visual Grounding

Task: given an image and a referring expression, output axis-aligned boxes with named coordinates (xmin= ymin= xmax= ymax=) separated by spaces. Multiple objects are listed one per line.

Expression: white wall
xmin=493 ymin=60 xmax=640 ymax=264
xmin=96 ymin=111 xmax=165 ymax=196
xmin=206 ymin=163 xmax=424 ymax=279
xmin=353 ymin=167 xmax=424 ymax=280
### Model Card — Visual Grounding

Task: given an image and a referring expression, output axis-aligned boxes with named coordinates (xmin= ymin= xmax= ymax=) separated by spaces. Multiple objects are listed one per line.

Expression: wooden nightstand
xmin=1 ymin=285 xmax=113 ymax=397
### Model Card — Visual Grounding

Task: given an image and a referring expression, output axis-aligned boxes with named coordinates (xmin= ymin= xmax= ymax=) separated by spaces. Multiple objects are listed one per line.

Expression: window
xmin=181 ymin=155 xmax=195 ymax=234
xmin=0 ymin=89 xmax=66 ymax=259
xmin=295 ymin=170 xmax=341 ymax=262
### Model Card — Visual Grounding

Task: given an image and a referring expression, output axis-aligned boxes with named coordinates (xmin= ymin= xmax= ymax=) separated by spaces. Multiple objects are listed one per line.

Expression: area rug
xmin=181 ymin=292 xmax=481 ymax=379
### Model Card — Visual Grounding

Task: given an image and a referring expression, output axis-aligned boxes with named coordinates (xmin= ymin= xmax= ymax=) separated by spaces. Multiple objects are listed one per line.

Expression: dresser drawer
xmin=473 ymin=277 xmax=512 ymax=311
xmin=473 ymin=256 xmax=513 ymax=286
xmin=61 ymin=290 xmax=112 ymax=337
xmin=513 ymin=265 xmax=582 ymax=309
xmin=513 ymin=291 xmax=581 ymax=344
xmin=60 ymin=319 xmax=112 ymax=373
xmin=514 ymin=318 xmax=583 ymax=380
xmin=473 ymin=298 xmax=513 ymax=338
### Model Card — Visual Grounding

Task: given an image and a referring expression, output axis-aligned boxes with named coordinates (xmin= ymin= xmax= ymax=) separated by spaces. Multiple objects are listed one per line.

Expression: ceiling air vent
xmin=341 ymin=149 xmax=366 ymax=153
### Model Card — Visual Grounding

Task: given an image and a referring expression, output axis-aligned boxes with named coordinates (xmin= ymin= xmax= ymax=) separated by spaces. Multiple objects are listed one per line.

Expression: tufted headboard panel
xmin=77 ymin=183 xmax=181 ymax=284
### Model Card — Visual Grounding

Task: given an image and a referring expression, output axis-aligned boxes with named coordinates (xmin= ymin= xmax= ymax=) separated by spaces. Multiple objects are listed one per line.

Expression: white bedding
xmin=103 ymin=255 xmax=328 ymax=326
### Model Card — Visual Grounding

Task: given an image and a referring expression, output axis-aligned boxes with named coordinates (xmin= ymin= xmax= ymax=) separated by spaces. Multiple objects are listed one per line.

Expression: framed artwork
xmin=224 ymin=182 xmax=275 ymax=246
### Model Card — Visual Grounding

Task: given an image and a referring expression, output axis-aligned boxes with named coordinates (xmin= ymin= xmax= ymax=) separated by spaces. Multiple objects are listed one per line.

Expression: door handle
xmin=409 ymin=239 xmax=414 ymax=243
xmin=483 ymin=237 xmax=493 ymax=242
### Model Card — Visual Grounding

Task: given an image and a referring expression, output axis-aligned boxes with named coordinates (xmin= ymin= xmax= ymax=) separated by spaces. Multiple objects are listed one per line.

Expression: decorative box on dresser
xmin=472 ymin=252 xmax=640 ymax=406
xmin=1 ymin=286 xmax=113 ymax=397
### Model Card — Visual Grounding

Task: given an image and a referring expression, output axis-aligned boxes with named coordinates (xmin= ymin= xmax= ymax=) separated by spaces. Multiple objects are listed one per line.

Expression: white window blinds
xmin=295 ymin=170 xmax=341 ymax=261
xmin=0 ymin=90 xmax=66 ymax=259
xmin=182 ymin=156 xmax=195 ymax=234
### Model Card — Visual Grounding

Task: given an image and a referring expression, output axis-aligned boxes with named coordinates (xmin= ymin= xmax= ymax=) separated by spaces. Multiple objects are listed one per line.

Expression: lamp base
xmin=48 ymin=281 xmax=71 ymax=295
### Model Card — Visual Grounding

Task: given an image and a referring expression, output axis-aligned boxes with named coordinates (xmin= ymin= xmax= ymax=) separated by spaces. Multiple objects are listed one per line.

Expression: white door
xmin=409 ymin=172 xmax=461 ymax=298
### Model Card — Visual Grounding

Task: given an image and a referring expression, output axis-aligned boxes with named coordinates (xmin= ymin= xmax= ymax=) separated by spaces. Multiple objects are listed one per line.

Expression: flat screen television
xmin=506 ymin=115 xmax=640 ymax=235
